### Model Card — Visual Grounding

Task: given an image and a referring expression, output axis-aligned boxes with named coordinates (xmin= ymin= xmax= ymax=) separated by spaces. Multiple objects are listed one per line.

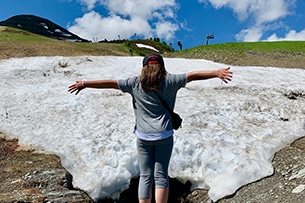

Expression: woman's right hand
xmin=68 ymin=80 xmax=85 ymax=95
xmin=217 ymin=67 xmax=233 ymax=83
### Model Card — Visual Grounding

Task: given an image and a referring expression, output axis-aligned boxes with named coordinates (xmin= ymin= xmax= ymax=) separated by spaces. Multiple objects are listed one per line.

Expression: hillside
xmin=1 ymin=24 xmax=305 ymax=69
xmin=168 ymin=41 xmax=305 ymax=69
xmin=0 ymin=25 xmax=174 ymax=60
xmin=0 ymin=14 xmax=88 ymax=42
xmin=0 ymin=25 xmax=132 ymax=58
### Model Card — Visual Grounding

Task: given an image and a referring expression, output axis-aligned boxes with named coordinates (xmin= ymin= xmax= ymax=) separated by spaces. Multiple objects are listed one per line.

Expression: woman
xmin=68 ymin=53 xmax=233 ymax=203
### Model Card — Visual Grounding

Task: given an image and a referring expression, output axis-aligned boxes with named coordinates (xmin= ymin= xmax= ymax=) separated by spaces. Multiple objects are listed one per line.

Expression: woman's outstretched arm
xmin=187 ymin=67 xmax=233 ymax=83
xmin=68 ymin=79 xmax=119 ymax=95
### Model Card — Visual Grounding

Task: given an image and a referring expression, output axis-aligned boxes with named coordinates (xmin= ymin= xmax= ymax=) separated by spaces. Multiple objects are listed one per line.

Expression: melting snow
xmin=1 ymin=56 xmax=304 ymax=201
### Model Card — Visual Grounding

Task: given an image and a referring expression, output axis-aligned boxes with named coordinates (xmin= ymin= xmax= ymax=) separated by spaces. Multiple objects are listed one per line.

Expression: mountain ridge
xmin=0 ymin=14 xmax=89 ymax=42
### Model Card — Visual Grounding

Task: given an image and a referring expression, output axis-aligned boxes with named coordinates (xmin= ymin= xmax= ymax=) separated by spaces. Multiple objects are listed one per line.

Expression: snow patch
xmin=1 ymin=56 xmax=304 ymax=201
xmin=136 ymin=43 xmax=159 ymax=52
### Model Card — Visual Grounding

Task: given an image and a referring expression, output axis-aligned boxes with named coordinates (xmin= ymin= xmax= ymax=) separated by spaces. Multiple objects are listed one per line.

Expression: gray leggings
xmin=137 ymin=136 xmax=173 ymax=199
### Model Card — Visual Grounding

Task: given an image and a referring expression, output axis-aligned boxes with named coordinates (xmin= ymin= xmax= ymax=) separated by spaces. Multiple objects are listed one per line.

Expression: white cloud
xmin=68 ymin=0 xmax=179 ymax=42
xmin=199 ymin=0 xmax=297 ymax=42
xmin=253 ymin=0 xmax=289 ymax=25
xmin=77 ymin=0 xmax=97 ymax=10
xmin=100 ymin=0 xmax=177 ymax=20
xmin=199 ymin=0 xmax=292 ymax=24
xmin=199 ymin=0 xmax=252 ymax=21
xmin=266 ymin=29 xmax=305 ymax=41
xmin=155 ymin=21 xmax=179 ymax=41
xmin=236 ymin=26 xmax=263 ymax=42
xmin=68 ymin=11 xmax=152 ymax=41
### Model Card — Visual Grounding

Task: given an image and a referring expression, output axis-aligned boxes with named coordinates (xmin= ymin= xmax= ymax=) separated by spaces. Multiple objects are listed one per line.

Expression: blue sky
xmin=1 ymin=0 xmax=305 ymax=50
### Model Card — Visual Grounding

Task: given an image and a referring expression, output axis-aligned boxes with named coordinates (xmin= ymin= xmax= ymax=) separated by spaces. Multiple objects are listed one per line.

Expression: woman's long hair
xmin=140 ymin=63 xmax=167 ymax=92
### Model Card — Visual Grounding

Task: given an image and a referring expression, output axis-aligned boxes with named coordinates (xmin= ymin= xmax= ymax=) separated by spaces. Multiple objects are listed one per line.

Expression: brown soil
xmin=0 ymin=134 xmax=61 ymax=201
xmin=1 ymin=132 xmax=305 ymax=203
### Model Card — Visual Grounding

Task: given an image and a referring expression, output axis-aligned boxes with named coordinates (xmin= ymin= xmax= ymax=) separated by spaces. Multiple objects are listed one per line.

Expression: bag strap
xmin=154 ymin=91 xmax=174 ymax=114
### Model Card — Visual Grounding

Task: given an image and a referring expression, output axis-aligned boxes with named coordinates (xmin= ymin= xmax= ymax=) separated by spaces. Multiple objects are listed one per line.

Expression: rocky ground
xmin=1 ymin=131 xmax=304 ymax=203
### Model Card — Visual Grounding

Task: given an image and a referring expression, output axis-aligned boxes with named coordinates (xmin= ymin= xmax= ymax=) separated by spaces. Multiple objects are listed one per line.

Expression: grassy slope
xmin=0 ymin=26 xmax=131 ymax=59
xmin=1 ymin=26 xmax=305 ymax=69
xmin=168 ymin=41 xmax=305 ymax=69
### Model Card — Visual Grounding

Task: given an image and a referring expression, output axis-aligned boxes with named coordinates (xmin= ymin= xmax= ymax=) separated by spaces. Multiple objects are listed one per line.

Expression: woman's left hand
xmin=68 ymin=80 xmax=85 ymax=95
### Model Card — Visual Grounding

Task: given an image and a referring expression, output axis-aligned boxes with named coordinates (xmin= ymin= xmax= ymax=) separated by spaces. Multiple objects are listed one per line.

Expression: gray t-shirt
xmin=118 ymin=73 xmax=187 ymax=140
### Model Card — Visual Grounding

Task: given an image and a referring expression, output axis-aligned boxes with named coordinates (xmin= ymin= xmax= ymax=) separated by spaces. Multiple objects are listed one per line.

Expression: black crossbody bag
xmin=154 ymin=92 xmax=182 ymax=130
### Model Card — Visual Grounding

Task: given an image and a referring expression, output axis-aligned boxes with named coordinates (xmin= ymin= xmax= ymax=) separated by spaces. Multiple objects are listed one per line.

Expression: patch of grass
xmin=167 ymin=41 xmax=305 ymax=69
xmin=1 ymin=25 xmax=305 ymax=69
xmin=0 ymin=26 xmax=173 ymax=59
xmin=172 ymin=41 xmax=305 ymax=55
xmin=0 ymin=27 xmax=50 ymax=42
xmin=0 ymin=26 xmax=131 ymax=59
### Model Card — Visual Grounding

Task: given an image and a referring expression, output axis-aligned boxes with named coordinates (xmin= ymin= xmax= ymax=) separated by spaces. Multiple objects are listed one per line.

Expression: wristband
xmin=82 ymin=79 xmax=86 ymax=88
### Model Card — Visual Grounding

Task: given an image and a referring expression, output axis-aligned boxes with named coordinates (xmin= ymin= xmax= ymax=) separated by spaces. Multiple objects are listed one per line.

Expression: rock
xmin=292 ymin=185 xmax=305 ymax=194
xmin=2 ymin=134 xmax=305 ymax=203
xmin=289 ymin=168 xmax=305 ymax=180
xmin=6 ymin=169 xmax=93 ymax=203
